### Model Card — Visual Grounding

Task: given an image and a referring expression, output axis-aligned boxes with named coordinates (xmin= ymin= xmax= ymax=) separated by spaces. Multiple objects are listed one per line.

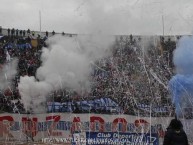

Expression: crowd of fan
xmin=0 ymin=28 xmax=177 ymax=116
xmin=0 ymin=28 xmax=46 ymax=113
xmin=89 ymin=35 xmax=176 ymax=116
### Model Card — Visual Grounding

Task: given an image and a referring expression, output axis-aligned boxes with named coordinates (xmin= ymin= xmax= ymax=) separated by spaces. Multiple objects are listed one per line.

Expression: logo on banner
xmin=134 ymin=119 xmax=150 ymax=133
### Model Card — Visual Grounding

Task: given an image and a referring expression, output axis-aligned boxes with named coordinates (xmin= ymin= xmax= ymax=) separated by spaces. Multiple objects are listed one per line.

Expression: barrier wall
xmin=0 ymin=113 xmax=192 ymax=144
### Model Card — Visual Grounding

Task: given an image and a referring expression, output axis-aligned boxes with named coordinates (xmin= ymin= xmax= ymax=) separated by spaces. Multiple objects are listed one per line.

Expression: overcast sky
xmin=0 ymin=0 xmax=193 ymax=35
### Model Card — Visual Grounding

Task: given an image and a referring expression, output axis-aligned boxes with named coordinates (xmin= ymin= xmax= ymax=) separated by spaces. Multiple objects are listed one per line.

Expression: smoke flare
xmin=169 ymin=36 xmax=193 ymax=118
xmin=18 ymin=35 xmax=115 ymax=113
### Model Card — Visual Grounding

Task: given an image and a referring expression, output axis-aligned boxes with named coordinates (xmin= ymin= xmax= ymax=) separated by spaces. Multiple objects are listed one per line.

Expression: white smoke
xmin=0 ymin=58 xmax=18 ymax=91
xmin=18 ymin=34 xmax=115 ymax=113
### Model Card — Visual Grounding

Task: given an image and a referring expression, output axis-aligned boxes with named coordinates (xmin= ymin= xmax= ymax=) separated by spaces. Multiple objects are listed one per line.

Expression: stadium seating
xmin=0 ymin=28 xmax=177 ymax=117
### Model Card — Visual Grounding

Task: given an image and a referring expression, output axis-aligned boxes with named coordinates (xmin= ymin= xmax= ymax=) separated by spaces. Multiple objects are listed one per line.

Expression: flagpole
xmin=39 ymin=10 xmax=42 ymax=33
xmin=162 ymin=15 xmax=164 ymax=36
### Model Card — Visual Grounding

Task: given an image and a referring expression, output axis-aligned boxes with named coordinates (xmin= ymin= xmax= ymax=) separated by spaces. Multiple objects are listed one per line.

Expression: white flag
xmin=6 ymin=50 xmax=11 ymax=62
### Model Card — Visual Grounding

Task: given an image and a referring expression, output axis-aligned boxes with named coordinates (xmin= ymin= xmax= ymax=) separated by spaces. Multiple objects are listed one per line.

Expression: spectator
xmin=52 ymin=30 xmax=55 ymax=35
xmin=163 ymin=119 xmax=188 ymax=145
xmin=130 ymin=34 xmax=133 ymax=43
xmin=7 ymin=28 xmax=10 ymax=36
xmin=11 ymin=28 xmax=15 ymax=36
xmin=23 ymin=30 xmax=26 ymax=36
xmin=46 ymin=31 xmax=48 ymax=37
xmin=16 ymin=29 xmax=19 ymax=36
xmin=19 ymin=30 xmax=23 ymax=36
xmin=27 ymin=29 xmax=31 ymax=34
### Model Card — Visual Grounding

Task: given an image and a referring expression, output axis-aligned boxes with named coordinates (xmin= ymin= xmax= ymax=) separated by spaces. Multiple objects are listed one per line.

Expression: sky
xmin=0 ymin=0 xmax=193 ymax=35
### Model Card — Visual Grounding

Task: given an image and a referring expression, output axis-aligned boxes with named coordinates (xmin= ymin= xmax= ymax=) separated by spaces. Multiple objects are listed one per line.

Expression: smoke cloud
xmin=169 ymin=36 xmax=193 ymax=118
xmin=173 ymin=36 xmax=193 ymax=74
xmin=18 ymin=35 xmax=115 ymax=113
xmin=0 ymin=58 xmax=18 ymax=91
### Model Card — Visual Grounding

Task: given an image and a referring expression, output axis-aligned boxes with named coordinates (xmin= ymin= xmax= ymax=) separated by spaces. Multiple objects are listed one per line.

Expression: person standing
xmin=11 ymin=28 xmax=15 ymax=36
xmin=163 ymin=119 xmax=189 ymax=145
xmin=7 ymin=28 xmax=10 ymax=36
xmin=19 ymin=30 xmax=23 ymax=36
xmin=52 ymin=30 xmax=55 ymax=35
xmin=23 ymin=30 xmax=26 ymax=36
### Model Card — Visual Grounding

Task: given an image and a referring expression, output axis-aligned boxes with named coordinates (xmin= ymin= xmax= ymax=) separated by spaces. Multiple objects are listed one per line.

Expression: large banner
xmin=0 ymin=113 xmax=192 ymax=144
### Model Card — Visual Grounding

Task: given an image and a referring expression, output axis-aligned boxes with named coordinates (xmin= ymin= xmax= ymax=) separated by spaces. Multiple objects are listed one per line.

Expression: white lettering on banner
xmin=0 ymin=113 xmax=192 ymax=143
xmin=113 ymin=133 xmax=129 ymax=139
xmin=97 ymin=133 xmax=111 ymax=138
xmin=86 ymin=138 xmax=154 ymax=145
xmin=42 ymin=137 xmax=73 ymax=144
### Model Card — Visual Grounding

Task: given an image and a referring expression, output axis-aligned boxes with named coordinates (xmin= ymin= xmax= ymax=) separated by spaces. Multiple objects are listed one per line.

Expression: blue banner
xmin=86 ymin=132 xmax=159 ymax=145
xmin=47 ymin=97 xmax=122 ymax=113
xmin=4 ymin=43 xmax=32 ymax=49
xmin=137 ymin=103 xmax=169 ymax=113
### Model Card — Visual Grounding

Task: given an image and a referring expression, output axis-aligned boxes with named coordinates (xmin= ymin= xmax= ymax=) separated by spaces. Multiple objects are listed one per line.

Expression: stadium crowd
xmin=0 ymin=27 xmax=177 ymax=116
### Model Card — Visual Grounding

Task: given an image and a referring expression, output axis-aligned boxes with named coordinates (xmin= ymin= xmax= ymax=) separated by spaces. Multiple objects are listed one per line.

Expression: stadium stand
xmin=0 ymin=27 xmax=178 ymax=117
